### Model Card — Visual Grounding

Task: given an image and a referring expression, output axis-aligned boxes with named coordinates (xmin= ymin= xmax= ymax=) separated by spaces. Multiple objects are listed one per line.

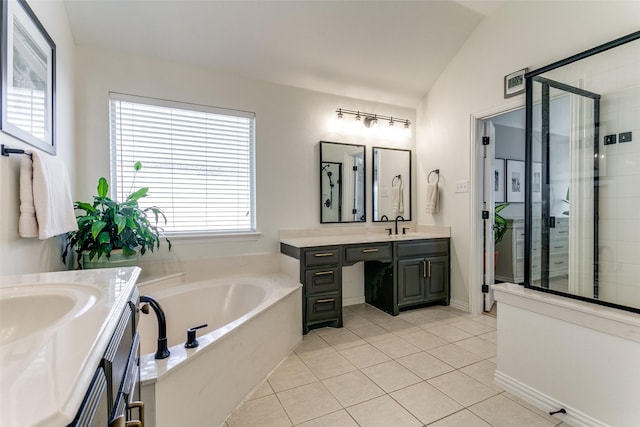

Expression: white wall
xmin=416 ymin=0 xmax=640 ymax=312
xmin=74 ymin=46 xmax=415 ymax=280
xmin=0 ymin=0 xmax=76 ymax=275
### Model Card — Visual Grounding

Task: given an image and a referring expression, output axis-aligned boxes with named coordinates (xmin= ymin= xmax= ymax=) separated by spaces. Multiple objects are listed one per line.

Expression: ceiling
xmin=63 ymin=0 xmax=504 ymax=108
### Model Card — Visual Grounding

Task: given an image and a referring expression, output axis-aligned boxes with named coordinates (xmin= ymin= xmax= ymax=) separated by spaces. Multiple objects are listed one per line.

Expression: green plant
xmin=62 ymin=162 xmax=171 ymax=267
xmin=494 ymin=203 xmax=509 ymax=245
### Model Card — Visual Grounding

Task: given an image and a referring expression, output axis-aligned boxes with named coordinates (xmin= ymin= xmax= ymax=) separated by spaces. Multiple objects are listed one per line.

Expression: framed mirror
xmin=320 ymin=141 xmax=365 ymax=223
xmin=372 ymin=147 xmax=411 ymax=222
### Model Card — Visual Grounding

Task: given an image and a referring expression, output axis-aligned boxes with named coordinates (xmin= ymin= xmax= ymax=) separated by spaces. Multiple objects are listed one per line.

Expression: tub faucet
xmin=394 ymin=215 xmax=405 ymax=235
xmin=140 ymin=295 xmax=170 ymax=359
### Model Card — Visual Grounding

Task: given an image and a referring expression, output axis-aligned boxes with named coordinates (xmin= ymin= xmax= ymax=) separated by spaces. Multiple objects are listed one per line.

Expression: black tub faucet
xmin=140 ymin=295 xmax=170 ymax=359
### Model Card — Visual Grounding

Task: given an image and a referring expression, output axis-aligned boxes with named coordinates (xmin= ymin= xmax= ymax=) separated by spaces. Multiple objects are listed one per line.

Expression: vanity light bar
xmin=336 ymin=108 xmax=410 ymax=129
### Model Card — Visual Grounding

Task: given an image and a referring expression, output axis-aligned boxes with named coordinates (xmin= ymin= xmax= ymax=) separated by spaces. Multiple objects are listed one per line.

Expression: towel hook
xmin=428 ymin=169 xmax=440 ymax=184
xmin=392 ymin=174 xmax=402 ymax=186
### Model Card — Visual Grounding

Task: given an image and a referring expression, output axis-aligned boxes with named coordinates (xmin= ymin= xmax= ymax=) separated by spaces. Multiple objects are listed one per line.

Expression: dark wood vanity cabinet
xmin=282 ymin=237 xmax=449 ymax=334
xmin=69 ymin=288 xmax=142 ymax=427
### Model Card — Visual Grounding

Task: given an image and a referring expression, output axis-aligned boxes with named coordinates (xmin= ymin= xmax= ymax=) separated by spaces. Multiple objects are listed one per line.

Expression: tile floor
xmin=225 ymin=304 xmax=570 ymax=427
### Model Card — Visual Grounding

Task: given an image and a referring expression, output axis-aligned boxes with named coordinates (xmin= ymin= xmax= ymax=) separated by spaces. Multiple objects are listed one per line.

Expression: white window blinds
xmin=109 ymin=93 xmax=256 ymax=235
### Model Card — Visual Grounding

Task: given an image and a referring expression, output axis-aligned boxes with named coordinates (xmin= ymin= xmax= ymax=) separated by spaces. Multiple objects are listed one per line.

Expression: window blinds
xmin=109 ymin=93 xmax=256 ymax=235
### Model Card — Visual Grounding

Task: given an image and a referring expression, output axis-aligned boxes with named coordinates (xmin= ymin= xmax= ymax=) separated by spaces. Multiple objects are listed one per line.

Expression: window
xmin=109 ymin=93 xmax=256 ymax=235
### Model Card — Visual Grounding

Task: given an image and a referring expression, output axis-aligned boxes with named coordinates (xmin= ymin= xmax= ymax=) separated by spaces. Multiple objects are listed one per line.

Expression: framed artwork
xmin=494 ymin=158 xmax=505 ymax=203
xmin=504 ymin=68 xmax=527 ymax=98
xmin=532 ymin=162 xmax=542 ymax=202
xmin=507 ymin=159 xmax=525 ymax=203
xmin=1 ymin=0 xmax=56 ymax=154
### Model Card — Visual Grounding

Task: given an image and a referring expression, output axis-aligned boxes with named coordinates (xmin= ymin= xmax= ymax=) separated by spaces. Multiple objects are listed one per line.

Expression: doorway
xmin=477 ymin=107 xmax=526 ymax=312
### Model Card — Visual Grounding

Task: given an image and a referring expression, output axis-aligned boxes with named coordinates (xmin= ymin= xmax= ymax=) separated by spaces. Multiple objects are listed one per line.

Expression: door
xmin=425 ymin=255 xmax=449 ymax=303
xmin=483 ymin=120 xmax=497 ymax=310
xmin=397 ymin=258 xmax=425 ymax=307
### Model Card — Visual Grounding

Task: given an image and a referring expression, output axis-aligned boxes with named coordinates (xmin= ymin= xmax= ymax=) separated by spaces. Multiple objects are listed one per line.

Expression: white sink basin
xmin=0 ymin=284 xmax=101 ymax=346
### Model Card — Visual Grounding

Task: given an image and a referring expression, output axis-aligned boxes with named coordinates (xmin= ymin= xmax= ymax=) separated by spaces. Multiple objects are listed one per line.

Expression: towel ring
xmin=392 ymin=175 xmax=402 ymax=186
xmin=428 ymin=169 xmax=440 ymax=185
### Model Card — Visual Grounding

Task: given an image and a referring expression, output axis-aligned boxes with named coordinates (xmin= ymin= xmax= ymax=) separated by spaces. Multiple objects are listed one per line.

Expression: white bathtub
xmin=138 ymin=273 xmax=302 ymax=427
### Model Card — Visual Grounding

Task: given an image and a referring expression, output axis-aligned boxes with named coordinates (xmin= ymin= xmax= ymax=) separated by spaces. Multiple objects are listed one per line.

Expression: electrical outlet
xmin=455 ymin=180 xmax=469 ymax=193
xmin=604 ymin=134 xmax=617 ymax=145
xmin=619 ymin=131 xmax=632 ymax=143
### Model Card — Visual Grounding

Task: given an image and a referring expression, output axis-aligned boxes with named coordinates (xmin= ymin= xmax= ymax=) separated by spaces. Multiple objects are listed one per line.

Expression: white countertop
xmin=0 ymin=267 xmax=140 ymax=427
xmin=280 ymin=230 xmax=450 ymax=249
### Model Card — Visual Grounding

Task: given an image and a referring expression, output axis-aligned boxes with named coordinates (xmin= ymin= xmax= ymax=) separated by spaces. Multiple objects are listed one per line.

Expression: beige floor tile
xmin=459 ymin=360 xmax=503 ymax=392
xmin=342 ymin=312 xmax=374 ymax=329
xmin=477 ymin=330 xmax=497 ymax=344
xmin=502 ymin=392 xmax=567 ymax=425
xmin=370 ymin=335 xmax=421 ymax=359
xmin=322 ymin=371 xmax=385 ymax=407
xmin=338 ymin=343 xmax=391 ymax=369
xmin=473 ymin=314 xmax=498 ymax=328
xmin=277 ymin=382 xmax=342 ymax=425
xmin=248 ymin=380 xmax=275 ymax=400
xmin=390 ymin=381 xmax=462 ymax=425
xmin=294 ymin=410 xmax=359 ymax=427
xmin=347 ymin=395 xmax=422 ymax=427
xmin=396 ymin=351 xmax=455 ymax=380
xmin=469 ymin=394 xmax=557 ymax=427
xmin=268 ymin=354 xmax=318 ymax=392
xmin=454 ymin=336 xmax=497 ymax=359
xmin=295 ymin=332 xmax=332 ymax=355
xmin=297 ymin=348 xmax=357 ymax=380
xmin=320 ymin=329 xmax=367 ymax=351
xmin=423 ymin=323 xmax=474 ymax=342
xmin=428 ymin=371 xmax=499 ymax=406
xmin=427 ymin=409 xmax=492 ymax=427
xmin=428 ymin=343 xmax=483 ymax=369
xmin=402 ymin=329 xmax=449 ymax=350
xmin=348 ymin=324 xmax=395 ymax=343
xmin=377 ymin=317 xmax=422 ymax=335
xmin=313 ymin=326 xmax=343 ymax=337
xmin=227 ymin=394 xmax=291 ymax=427
xmin=358 ymin=308 xmax=394 ymax=323
xmin=488 ymin=356 xmax=497 ymax=364
xmin=397 ymin=309 xmax=437 ymax=325
xmin=448 ymin=319 xmax=495 ymax=336
xmin=362 ymin=360 xmax=422 ymax=393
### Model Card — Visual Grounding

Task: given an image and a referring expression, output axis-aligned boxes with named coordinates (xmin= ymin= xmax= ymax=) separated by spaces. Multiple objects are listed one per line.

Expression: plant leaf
xmin=91 ymin=220 xmax=107 ymax=239
xmin=114 ymin=213 xmax=126 ymax=234
xmin=97 ymin=177 xmax=109 ymax=198
xmin=128 ymin=187 xmax=148 ymax=202
xmin=97 ymin=231 xmax=111 ymax=244
xmin=134 ymin=161 xmax=142 ymax=172
xmin=75 ymin=202 xmax=97 ymax=213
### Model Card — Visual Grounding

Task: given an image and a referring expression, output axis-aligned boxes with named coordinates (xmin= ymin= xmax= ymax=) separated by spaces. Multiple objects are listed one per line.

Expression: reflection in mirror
xmin=525 ymin=32 xmax=640 ymax=313
xmin=320 ymin=141 xmax=365 ymax=223
xmin=372 ymin=147 xmax=411 ymax=222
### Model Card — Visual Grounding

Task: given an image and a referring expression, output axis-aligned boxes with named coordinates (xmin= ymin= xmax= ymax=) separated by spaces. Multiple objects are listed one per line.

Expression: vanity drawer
xmin=306 ymin=294 xmax=341 ymax=323
xmin=305 ymin=267 xmax=341 ymax=295
xmin=345 ymin=243 xmax=392 ymax=263
xmin=304 ymin=246 xmax=341 ymax=267
xmin=396 ymin=239 xmax=449 ymax=258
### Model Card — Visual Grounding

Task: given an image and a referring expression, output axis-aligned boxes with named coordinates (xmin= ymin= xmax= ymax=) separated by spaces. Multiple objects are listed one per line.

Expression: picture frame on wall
xmin=1 ymin=0 xmax=56 ymax=155
xmin=504 ymin=68 xmax=527 ymax=98
xmin=532 ymin=162 xmax=542 ymax=202
xmin=494 ymin=158 xmax=505 ymax=203
xmin=507 ymin=159 xmax=525 ymax=203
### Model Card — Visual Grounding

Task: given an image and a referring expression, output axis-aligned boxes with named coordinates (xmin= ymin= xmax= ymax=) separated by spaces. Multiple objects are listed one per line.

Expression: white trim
xmin=469 ymin=100 xmax=524 ymax=315
xmin=495 ymin=370 xmax=607 ymax=427
xmin=168 ymin=232 xmax=262 ymax=245
xmin=449 ymin=297 xmax=469 ymax=313
xmin=343 ymin=296 xmax=366 ymax=306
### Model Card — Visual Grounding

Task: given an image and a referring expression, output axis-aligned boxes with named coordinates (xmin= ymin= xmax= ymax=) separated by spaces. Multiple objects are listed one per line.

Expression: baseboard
xmin=494 ymin=370 xmax=607 ymax=427
xmin=343 ymin=296 xmax=366 ymax=306
xmin=450 ymin=298 xmax=469 ymax=312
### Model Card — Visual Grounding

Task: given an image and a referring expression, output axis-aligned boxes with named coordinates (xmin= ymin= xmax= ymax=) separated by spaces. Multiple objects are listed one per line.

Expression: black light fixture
xmin=336 ymin=108 xmax=410 ymax=130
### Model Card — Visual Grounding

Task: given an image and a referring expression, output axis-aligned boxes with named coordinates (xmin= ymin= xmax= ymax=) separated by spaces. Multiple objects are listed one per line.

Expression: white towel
xmin=21 ymin=151 xmax=78 ymax=239
xmin=19 ymin=155 xmax=38 ymax=237
xmin=425 ymin=182 xmax=440 ymax=214
xmin=391 ymin=183 xmax=404 ymax=215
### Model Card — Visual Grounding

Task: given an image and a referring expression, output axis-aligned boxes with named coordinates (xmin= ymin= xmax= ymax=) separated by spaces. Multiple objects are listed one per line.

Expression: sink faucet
xmin=140 ymin=295 xmax=170 ymax=359
xmin=394 ymin=215 xmax=405 ymax=235
xmin=380 ymin=214 xmax=389 ymax=221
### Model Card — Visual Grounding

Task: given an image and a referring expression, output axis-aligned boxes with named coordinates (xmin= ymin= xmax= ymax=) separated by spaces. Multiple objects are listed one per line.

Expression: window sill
xmin=166 ymin=232 xmax=262 ymax=245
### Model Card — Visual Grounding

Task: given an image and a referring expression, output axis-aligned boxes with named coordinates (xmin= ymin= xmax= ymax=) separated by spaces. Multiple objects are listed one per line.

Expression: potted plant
xmin=62 ymin=162 xmax=171 ymax=269
xmin=492 ymin=202 xmax=509 ymax=268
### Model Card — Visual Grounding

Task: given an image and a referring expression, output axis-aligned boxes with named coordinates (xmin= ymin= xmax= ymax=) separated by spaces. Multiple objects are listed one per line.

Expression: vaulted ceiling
xmin=64 ymin=0 xmax=503 ymax=107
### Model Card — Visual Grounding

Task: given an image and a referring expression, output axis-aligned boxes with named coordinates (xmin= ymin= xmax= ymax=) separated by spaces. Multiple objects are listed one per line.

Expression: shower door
xmin=527 ymin=77 xmax=600 ymax=297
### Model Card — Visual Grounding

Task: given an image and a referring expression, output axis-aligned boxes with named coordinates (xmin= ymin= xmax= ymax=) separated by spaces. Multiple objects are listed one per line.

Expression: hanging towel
xmin=425 ymin=182 xmax=440 ymax=214
xmin=19 ymin=155 xmax=38 ymax=237
xmin=21 ymin=151 xmax=78 ymax=239
xmin=391 ymin=182 xmax=404 ymax=215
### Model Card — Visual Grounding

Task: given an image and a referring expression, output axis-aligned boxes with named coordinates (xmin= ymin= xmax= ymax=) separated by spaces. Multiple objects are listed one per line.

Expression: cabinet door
xmin=425 ymin=255 xmax=449 ymax=302
xmin=397 ymin=258 xmax=425 ymax=307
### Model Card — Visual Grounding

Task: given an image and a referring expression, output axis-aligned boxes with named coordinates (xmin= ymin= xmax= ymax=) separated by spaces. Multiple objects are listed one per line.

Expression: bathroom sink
xmin=0 ymin=284 xmax=101 ymax=346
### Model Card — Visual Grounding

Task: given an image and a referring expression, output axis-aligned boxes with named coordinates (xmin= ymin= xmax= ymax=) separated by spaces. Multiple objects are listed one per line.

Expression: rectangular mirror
xmin=320 ymin=141 xmax=365 ymax=223
xmin=372 ymin=147 xmax=411 ymax=222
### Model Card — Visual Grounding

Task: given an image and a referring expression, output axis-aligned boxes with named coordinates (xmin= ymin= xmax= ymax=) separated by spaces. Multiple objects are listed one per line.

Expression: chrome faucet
xmin=140 ymin=295 xmax=170 ymax=359
xmin=394 ymin=215 xmax=405 ymax=235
